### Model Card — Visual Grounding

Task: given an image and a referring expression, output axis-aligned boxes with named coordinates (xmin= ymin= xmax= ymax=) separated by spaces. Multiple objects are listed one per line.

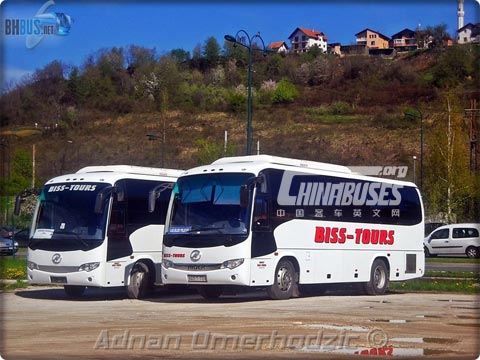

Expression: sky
xmin=1 ymin=0 xmax=479 ymax=88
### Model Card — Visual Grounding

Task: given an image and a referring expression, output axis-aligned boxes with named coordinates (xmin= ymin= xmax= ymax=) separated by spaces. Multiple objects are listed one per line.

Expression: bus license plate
xmin=50 ymin=276 xmax=67 ymax=284
xmin=188 ymin=274 xmax=207 ymax=283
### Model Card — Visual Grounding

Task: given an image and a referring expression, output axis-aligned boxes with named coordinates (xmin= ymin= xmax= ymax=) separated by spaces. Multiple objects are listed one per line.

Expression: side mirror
xmin=147 ymin=183 xmax=174 ymax=213
xmin=94 ymin=186 xmax=113 ymax=214
xmin=148 ymin=189 xmax=157 ymax=213
xmin=239 ymin=176 xmax=263 ymax=208
xmin=116 ymin=191 xmax=124 ymax=202
xmin=240 ymin=184 xmax=249 ymax=208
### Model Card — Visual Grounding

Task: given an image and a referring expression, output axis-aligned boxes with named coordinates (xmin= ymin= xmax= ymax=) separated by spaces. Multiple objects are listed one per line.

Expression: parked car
xmin=0 ymin=237 xmax=19 ymax=255
xmin=0 ymin=226 xmax=15 ymax=239
xmin=424 ymin=223 xmax=480 ymax=258
xmin=13 ymin=228 xmax=30 ymax=247
xmin=425 ymin=222 xmax=446 ymax=237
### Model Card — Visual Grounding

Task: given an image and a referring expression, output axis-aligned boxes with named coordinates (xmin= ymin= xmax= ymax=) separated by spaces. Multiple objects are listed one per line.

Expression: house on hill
xmin=457 ymin=23 xmax=480 ymax=44
xmin=288 ymin=27 xmax=328 ymax=53
xmin=390 ymin=28 xmax=417 ymax=52
xmin=355 ymin=28 xmax=390 ymax=49
xmin=268 ymin=41 xmax=289 ymax=54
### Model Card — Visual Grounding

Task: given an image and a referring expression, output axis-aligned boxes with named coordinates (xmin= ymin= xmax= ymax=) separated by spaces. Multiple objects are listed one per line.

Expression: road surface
xmin=1 ymin=286 xmax=478 ymax=359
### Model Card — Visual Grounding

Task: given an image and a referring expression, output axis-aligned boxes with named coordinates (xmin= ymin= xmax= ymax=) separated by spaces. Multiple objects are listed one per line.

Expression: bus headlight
xmin=220 ymin=258 xmax=244 ymax=270
xmin=78 ymin=262 xmax=100 ymax=272
xmin=163 ymin=260 xmax=173 ymax=269
xmin=27 ymin=261 xmax=38 ymax=270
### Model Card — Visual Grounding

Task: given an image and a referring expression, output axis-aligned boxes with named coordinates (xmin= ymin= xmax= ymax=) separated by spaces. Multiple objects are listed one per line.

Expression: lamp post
xmin=412 ymin=155 xmax=417 ymax=184
xmin=147 ymin=133 xmax=164 ymax=167
xmin=225 ymin=30 xmax=270 ymax=155
xmin=405 ymin=108 xmax=424 ymax=190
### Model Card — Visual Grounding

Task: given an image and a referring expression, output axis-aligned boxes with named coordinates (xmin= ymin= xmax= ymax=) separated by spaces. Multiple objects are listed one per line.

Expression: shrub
xmin=271 ymin=78 xmax=298 ymax=104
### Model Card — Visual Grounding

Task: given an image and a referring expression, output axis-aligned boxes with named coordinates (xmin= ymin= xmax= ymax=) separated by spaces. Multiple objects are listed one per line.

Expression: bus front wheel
xmin=267 ymin=259 xmax=298 ymax=300
xmin=364 ymin=259 xmax=389 ymax=295
xmin=64 ymin=285 xmax=86 ymax=297
xmin=127 ymin=262 xmax=151 ymax=299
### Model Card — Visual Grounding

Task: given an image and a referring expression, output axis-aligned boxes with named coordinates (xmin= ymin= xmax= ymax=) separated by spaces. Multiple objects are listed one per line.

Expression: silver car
xmin=0 ymin=238 xmax=19 ymax=256
xmin=424 ymin=223 xmax=480 ymax=258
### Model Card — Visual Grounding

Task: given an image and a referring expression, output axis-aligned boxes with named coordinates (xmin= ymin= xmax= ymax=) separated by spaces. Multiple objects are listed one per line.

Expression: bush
xmin=228 ymin=85 xmax=248 ymax=113
xmin=329 ymin=101 xmax=352 ymax=115
xmin=271 ymin=78 xmax=298 ymax=104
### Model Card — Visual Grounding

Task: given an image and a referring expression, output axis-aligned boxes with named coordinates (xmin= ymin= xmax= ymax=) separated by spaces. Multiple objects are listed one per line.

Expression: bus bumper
xmin=162 ymin=264 xmax=250 ymax=286
xmin=27 ymin=267 xmax=105 ymax=287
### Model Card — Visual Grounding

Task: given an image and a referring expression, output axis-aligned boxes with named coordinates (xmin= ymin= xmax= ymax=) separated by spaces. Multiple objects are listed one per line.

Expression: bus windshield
xmin=30 ymin=183 xmax=110 ymax=251
xmin=164 ymin=173 xmax=254 ymax=247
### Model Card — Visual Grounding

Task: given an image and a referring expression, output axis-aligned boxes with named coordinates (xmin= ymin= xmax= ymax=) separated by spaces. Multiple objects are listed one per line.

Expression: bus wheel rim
xmin=277 ymin=266 xmax=292 ymax=291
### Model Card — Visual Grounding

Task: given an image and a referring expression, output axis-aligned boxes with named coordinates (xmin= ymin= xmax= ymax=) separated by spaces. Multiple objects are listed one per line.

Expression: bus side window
xmin=107 ymin=183 xmax=132 ymax=261
xmin=253 ymin=197 xmax=269 ymax=229
xmin=108 ymin=208 xmax=126 ymax=236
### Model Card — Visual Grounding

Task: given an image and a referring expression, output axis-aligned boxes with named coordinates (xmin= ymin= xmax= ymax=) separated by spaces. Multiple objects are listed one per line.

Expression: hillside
xmin=1 ymin=43 xmax=479 ymax=221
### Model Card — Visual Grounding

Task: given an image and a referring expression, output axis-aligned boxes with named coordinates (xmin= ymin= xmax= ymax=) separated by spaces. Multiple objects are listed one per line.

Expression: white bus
xmin=24 ymin=165 xmax=183 ymax=298
xmin=161 ymin=155 xmax=424 ymax=300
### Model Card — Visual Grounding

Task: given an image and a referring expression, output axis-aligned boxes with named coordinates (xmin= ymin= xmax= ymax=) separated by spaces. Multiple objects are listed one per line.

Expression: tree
xmin=424 ymin=94 xmax=475 ymax=222
xmin=170 ymin=48 xmax=191 ymax=65
xmin=425 ymin=24 xmax=450 ymax=49
xmin=431 ymin=45 xmax=475 ymax=88
xmin=195 ymin=139 xmax=235 ymax=165
xmin=125 ymin=45 xmax=156 ymax=73
xmin=203 ymin=36 xmax=221 ymax=68
xmin=4 ymin=149 xmax=33 ymax=196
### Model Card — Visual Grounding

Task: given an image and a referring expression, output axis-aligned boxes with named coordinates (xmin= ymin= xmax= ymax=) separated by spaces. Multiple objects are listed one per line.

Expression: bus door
xmin=251 ymin=171 xmax=277 ymax=258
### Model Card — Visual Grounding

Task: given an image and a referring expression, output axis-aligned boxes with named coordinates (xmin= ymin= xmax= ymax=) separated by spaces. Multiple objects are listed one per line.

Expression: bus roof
xmin=211 ymin=155 xmax=352 ymax=174
xmin=186 ymin=155 xmax=417 ymax=188
xmin=43 ymin=165 xmax=183 ymax=186
xmin=76 ymin=165 xmax=184 ymax=178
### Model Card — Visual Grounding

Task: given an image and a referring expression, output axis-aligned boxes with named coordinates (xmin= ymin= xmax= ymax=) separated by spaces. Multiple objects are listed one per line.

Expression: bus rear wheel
xmin=64 ymin=285 xmax=86 ymax=297
xmin=364 ymin=259 xmax=389 ymax=295
xmin=127 ymin=262 xmax=151 ymax=299
xmin=267 ymin=259 xmax=298 ymax=300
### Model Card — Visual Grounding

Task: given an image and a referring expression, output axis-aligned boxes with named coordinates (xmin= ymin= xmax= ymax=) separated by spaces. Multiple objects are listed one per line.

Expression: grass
xmin=0 ymin=257 xmax=27 ymax=279
xmin=390 ymin=278 xmax=479 ymax=294
xmin=426 ymin=257 xmax=480 ymax=264
xmin=425 ymin=270 xmax=479 ymax=279
xmin=0 ymin=257 xmax=28 ymax=291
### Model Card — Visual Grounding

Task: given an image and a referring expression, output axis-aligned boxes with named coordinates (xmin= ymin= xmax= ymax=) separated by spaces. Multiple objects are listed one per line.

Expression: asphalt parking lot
xmin=1 ymin=286 xmax=478 ymax=359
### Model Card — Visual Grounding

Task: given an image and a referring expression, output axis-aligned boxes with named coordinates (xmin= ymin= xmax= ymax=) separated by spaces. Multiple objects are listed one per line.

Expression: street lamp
xmin=412 ymin=155 xmax=417 ymax=184
xmin=147 ymin=133 xmax=164 ymax=167
xmin=225 ymin=30 xmax=270 ymax=155
xmin=405 ymin=108 xmax=424 ymax=190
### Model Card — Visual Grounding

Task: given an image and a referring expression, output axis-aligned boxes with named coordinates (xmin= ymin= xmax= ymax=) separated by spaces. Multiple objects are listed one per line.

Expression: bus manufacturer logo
xmin=190 ymin=250 xmax=202 ymax=262
xmin=51 ymin=253 xmax=62 ymax=264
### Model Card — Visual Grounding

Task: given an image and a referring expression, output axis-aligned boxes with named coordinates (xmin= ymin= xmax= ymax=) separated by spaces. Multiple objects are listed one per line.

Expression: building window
xmin=294 ymin=36 xmax=298 ymax=42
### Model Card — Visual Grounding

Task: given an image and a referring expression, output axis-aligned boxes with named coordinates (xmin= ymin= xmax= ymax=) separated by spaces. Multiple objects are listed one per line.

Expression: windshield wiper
xmin=52 ymin=230 xmax=91 ymax=250
xmin=185 ymin=225 xmax=225 ymax=234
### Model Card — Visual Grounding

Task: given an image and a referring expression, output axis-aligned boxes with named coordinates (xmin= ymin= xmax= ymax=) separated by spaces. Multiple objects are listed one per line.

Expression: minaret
xmin=458 ymin=0 xmax=464 ymax=30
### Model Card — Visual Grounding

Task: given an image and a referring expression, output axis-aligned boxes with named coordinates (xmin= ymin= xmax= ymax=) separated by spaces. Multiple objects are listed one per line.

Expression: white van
xmin=424 ymin=223 xmax=480 ymax=258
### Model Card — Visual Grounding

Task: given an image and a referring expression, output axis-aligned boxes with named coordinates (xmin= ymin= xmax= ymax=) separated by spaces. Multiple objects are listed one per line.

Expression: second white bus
xmin=161 ymin=155 xmax=424 ymax=300
xmin=24 ymin=165 xmax=183 ymax=298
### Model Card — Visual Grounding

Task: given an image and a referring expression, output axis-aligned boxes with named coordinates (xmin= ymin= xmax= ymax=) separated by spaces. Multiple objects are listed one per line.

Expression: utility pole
xmin=465 ymin=99 xmax=479 ymax=172
xmin=32 ymin=144 xmax=36 ymax=189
